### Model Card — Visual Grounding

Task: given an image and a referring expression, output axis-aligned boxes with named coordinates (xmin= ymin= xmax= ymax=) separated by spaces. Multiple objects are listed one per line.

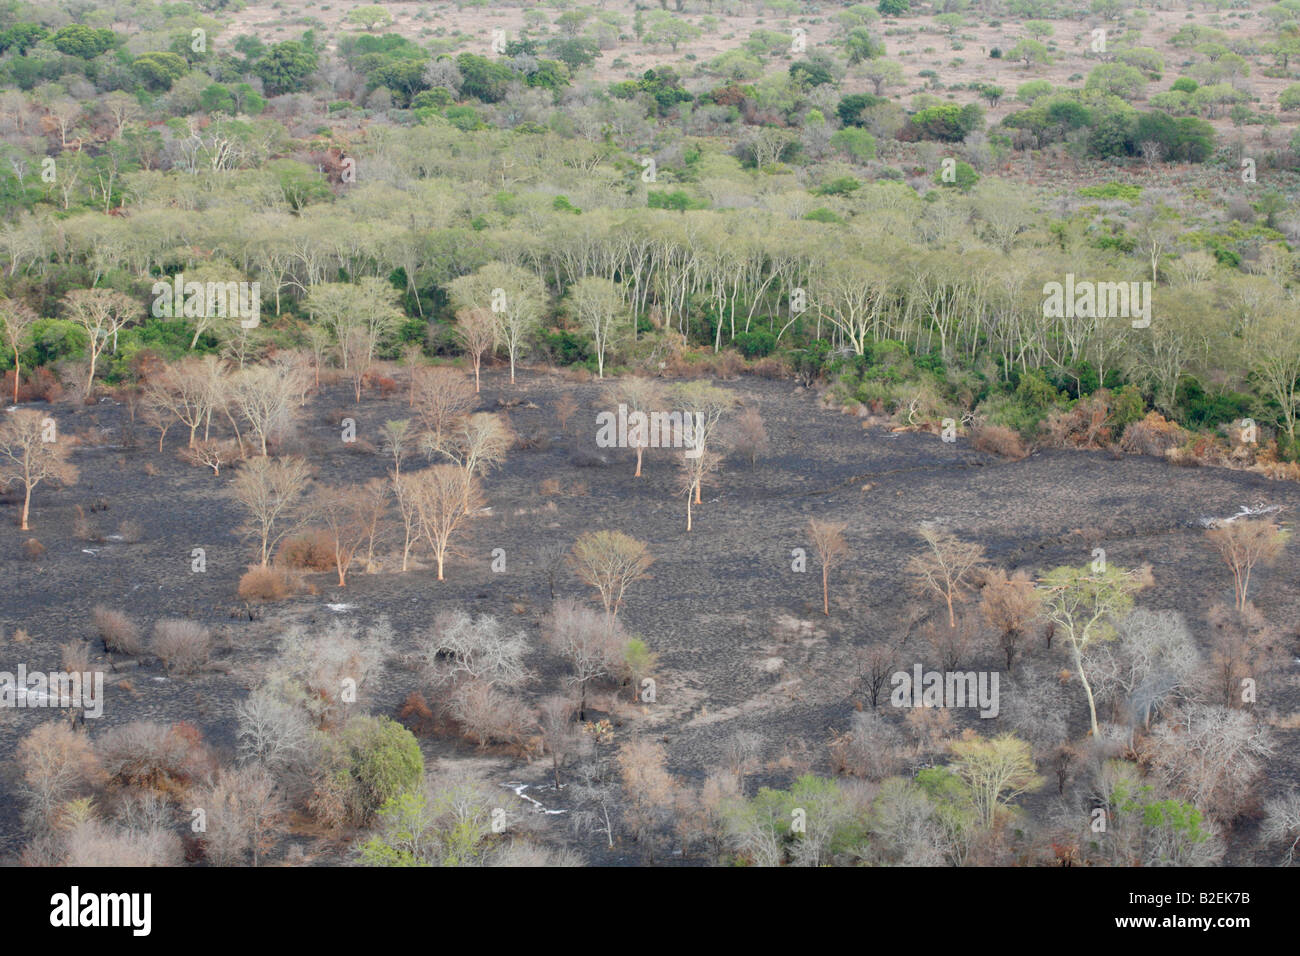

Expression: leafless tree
xmin=617 ymin=738 xmax=677 ymax=861
xmin=1206 ymin=519 xmax=1289 ymax=610
xmin=313 ymin=483 xmax=372 ymax=586
xmin=62 ymin=288 xmax=137 ymax=396
xmin=906 ymin=522 xmax=986 ymax=628
xmin=16 ymin=721 xmax=105 ymax=831
xmin=232 ymin=363 xmax=304 ymax=456
xmin=979 ymin=568 xmax=1041 ymax=672
xmin=230 ymin=456 xmax=313 ymax=566
xmin=544 ymin=598 xmax=627 ymax=719
xmin=676 ymin=448 xmax=720 ymax=531
xmin=1261 ymin=793 xmax=1300 ymax=865
xmin=1203 ymin=602 xmax=1285 ymax=709
xmin=236 ymin=687 xmax=318 ymax=786
xmin=0 ymin=297 xmax=37 ymax=404
xmin=809 ymin=518 xmax=848 ymax=616
xmin=379 ymin=419 xmax=412 ymax=476
xmin=612 ymin=376 xmax=664 ymax=476
xmin=406 ymin=464 xmax=483 ymax=580
xmin=268 ymin=619 xmax=389 ymax=727
xmin=412 ymin=366 xmax=476 ymax=446
xmin=538 ymin=694 xmax=588 ymax=789
xmin=1145 ymin=703 xmax=1273 ymax=823
xmin=0 ymin=409 xmax=78 ymax=530
xmin=420 ymin=610 xmax=532 ymax=693
xmin=195 ymin=764 xmax=285 ymax=866
xmin=724 ymin=730 xmax=763 ymax=794
xmin=455 ymin=307 xmax=496 ymax=392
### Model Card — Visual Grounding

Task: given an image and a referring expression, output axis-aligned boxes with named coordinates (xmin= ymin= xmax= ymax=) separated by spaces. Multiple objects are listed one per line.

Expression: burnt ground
xmin=2 ymin=367 xmax=1298 ymax=865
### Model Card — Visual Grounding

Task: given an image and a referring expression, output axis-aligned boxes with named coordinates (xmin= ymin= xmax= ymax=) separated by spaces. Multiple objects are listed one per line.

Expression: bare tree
xmin=724 ymin=730 xmax=763 ymax=794
xmin=544 ymin=598 xmax=627 ymax=719
xmin=62 ymin=288 xmax=137 ymax=396
xmin=230 ymin=456 xmax=313 ymax=566
xmin=455 ymin=307 xmax=495 ymax=392
xmin=809 ymin=518 xmax=849 ymax=616
xmin=979 ymin=568 xmax=1041 ymax=672
xmin=907 ymin=523 xmax=986 ymax=628
xmin=613 ymin=377 xmax=664 ymax=477
xmin=569 ymin=530 xmax=653 ymax=624
xmin=313 ymin=483 xmax=372 ymax=586
xmin=1206 ymin=519 xmax=1289 ymax=610
xmin=421 ymin=610 xmax=532 ymax=693
xmin=676 ymin=448 xmax=720 ymax=531
xmin=1145 ymin=703 xmax=1272 ymax=823
xmin=379 ymin=419 xmax=412 ymax=477
xmin=195 ymin=764 xmax=285 ymax=866
xmin=1204 ymin=602 xmax=1284 ymax=709
xmin=236 ymin=688 xmax=318 ymax=785
xmin=672 ymin=382 xmax=736 ymax=502
xmin=0 ymin=409 xmax=78 ymax=530
xmin=538 ymin=694 xmax=587 ymax=788
xmin=16 ymin=721 xmax=105 ymax=831
xmin=0 ymin=297 xmax=37 ymax=404
xmin=143 ymin=356 xmax=219 ymax=449
xmin=232 ymin=363 xmax=303 ymax=456
xmin=407 ymin=464 xmax=483 ymax=580
xmin=423 ymin=411 xmax=513 ymax=504
xmin=412 ymin=366 xmax=476 ymax=447
xmin=616 ymin=738 xmax=677 ymax=860
xmin=1261 ymin=793 xmax=1300 ymax=866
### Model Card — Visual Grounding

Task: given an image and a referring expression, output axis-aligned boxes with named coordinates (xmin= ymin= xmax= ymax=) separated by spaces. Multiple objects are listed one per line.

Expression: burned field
xmin=3 ymin=368 xmax=1297 ymax=865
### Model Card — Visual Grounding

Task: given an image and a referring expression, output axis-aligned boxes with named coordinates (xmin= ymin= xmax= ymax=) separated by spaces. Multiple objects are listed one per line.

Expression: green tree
xmin=1039 ymin=563 xmax=1153 ymax=736
xmin=255 ymin=41 xmax=319 ymax=95
xmin=345 ymin=5 xmax=393 ymax=31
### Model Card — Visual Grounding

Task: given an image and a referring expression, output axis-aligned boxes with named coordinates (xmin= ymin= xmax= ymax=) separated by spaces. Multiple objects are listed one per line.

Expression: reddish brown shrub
xmin=1118 ymin=412 xmax=1186 ymax=457
xmin=276 ymin=531 xmax=338 ymax=572
xmin=237 ymin=566 xmax=295 ymax=601
xmin=973 ymin=424 xmax=1028 ymax=460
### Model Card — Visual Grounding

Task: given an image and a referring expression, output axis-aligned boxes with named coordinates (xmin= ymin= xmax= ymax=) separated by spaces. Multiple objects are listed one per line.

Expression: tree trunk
xmin=21 ymin=485 xmax=31 ymax=531
xmin=1072 ymin=641 xmax=1099 ymax=737
xmin=822 ymin=566 xmax=829 ymax=616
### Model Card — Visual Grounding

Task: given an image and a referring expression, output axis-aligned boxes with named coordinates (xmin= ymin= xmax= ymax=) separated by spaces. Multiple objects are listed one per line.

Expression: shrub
xmin=117 ymin=518 xmax=144 ymax=543
xmin=1119 ymin=411 xmax=1187 ymax=456
xmin=238 ymin=566 xmax=295 ymax=601
xmin=733 ymin=330 xmax=777 ymax=359
xmin=277 ymin=531 xmax=338 ymax=572
xmin=312 ymin=716 xmax=424 ymax=827
xmin=93 ymin=605 xmax=142 ymax=655
xmin=22 ymin=538 xmax=44 ymax=561
xmin=972 ymin=424 xmax=1028 ymax=460
xmin=97 ymin=721 xmax=214 ymax=794
xmin=152 ymin=619 xmax=212 ymax=675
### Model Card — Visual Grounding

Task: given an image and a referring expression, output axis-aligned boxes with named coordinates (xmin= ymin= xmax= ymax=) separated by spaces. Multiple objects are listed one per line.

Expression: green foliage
xmin=325 ymin=716 xmax=424 ymax=825
xmin=647 ymin=189 xmax=709 ymax=211
xmin=733 ymin=330 xmax=777 ymax=358
xmin=52 ymin=24 xmax=118 ymax=59
xmin=878 ymin=0 xmax=911 ymax=15
xmin=1077 ymin=182 xmax=1142 ymax=201
xmin=907 ymin=103 xmax=984 ymax=141
xmin=255 ymin=41 xmax=318 ymax=95
xmin=830 ymin=126 xmax=877 ymax=161
xmin=133 ymin=51 xmax=190 ymax=91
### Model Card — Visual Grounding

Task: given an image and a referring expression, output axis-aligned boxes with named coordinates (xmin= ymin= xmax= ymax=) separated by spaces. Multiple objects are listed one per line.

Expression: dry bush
xmin=830 ymin=709 xmax=906 ymax=779
xmin=237 ymin=566 xmax=296 ymax=602
xmin=60 ymin=820 xmax=184 ymax=867
xmin=60 ymin=640 xmax=91 ymax=673
xmin=117 ymin=518 xmax=144 ymax=543
xmin=446 ymin=680 xmax=538 ymax=750
xmin=1168 ymin=433 xmax=1229 ymax=468
xmin=563 ymin=366 xmax=593 ymax=383
xmin=413 ymin=366 xmax=476 ymax=441
xmin=923 ymin=614 xmax=980 ymax=670
xmin=972 ymin=424 xmax=1028 ymax=460
xmin=979 ymin=568 xmax=1042 ymax=671
xmin=1204 ymin=602 xmax=1286 ymax=707
xmin=16 ymin=721 xmax=106 ymax=830
xmin=268 ymin=618 xmax=389 ymax=726
xmin=751 ymin=356 xmax=790 ymax=379
xmin=1044 ymin=393 xmax=1112 ymax=449
xmin=1144 ymin=703 xmax=1272 ymax=823
xmin=539 ymin=478 xmax=562 ymax=496
xmin=71 ymin=505 xmax=102 ymax=543
xmin=276 ymin=530 xmax=339 ymax=572
xmin=554 ymin=393 xmax=579 ymax=433
xmin=151 ymin=619 xmax=211 ymax=675
xmin=715 ymin=349 xmax=745 ymax=380
xmin=97 ymin=721 xmax=214 ymax=795
xmin=192 ymin=764 xmax=285 ymax=866
xmin=1118 ymin=411 xmax=1186 ymax=456
xmin=727 ymin=406 xmax=770 ymax=468
xmin=22 ymin=537 xmax=43 ymax=561
xmin=93 ymin=605 xmax=142 ymax=655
